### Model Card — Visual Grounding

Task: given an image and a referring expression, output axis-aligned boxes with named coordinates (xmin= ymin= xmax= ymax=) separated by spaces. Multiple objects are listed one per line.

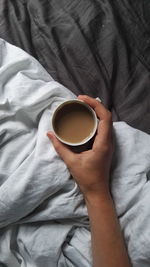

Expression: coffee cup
xmin=52 ymin=99 xmax=98 ymax=148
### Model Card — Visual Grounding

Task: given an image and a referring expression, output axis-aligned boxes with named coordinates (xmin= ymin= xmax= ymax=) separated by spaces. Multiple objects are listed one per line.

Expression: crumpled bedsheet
xmin=0 ymin=39 xmax=150 ymax=267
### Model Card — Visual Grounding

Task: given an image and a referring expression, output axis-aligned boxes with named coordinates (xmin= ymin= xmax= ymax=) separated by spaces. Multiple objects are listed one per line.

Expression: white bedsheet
xmin=0 ymin=39 xmax=150 ymax=267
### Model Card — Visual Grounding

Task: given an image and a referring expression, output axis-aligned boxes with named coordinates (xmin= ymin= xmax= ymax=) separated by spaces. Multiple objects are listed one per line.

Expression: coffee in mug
xmin=52 ymin=100 xmax=97 ymax=146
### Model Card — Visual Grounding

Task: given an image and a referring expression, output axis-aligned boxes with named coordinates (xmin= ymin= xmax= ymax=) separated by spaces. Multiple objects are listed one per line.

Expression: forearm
xmin=49 ymin=96 xmax=129 ymax=266
xmin=85 ymin=190 xmax=131 ymax=267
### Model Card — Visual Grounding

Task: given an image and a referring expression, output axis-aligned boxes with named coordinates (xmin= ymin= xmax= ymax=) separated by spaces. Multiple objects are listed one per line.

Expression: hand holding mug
xmin=47 ymin=95 xmax=113 ymax=199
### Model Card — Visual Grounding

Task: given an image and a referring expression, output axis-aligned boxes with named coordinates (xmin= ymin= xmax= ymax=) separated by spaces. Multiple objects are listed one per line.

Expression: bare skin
xmin=47 ymin=95 xmax=131 ymax=267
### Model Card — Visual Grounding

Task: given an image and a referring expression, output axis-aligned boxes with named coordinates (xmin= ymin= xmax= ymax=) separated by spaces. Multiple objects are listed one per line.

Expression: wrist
xmin=86 ymin=191 xmax=112 ymax=205
xmin=80 ymin=184 xmax=112 ymax=206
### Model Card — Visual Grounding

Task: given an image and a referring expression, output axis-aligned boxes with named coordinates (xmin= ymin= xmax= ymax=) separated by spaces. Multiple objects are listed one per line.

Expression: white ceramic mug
xmin=52 ymin=99 xmax=98 ymax=146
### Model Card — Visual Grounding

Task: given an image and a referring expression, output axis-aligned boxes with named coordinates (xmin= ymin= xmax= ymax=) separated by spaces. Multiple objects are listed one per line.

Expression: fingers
xmin=78 ymin=95 xmax=110 ymax=121
xmin=47 ymin=132 xmax=75 ymax=166
xmin=92 ymin=120 xmax=113 ymax=151
xmin=78 ymin=95 xmax=113 ymax=149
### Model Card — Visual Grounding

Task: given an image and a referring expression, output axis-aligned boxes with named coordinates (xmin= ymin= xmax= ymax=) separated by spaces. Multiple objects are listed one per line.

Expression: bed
xmin=0 ymin=0 xmax=150 ymax=266
xmin=1 ymin=0 xmax=150 ymax=133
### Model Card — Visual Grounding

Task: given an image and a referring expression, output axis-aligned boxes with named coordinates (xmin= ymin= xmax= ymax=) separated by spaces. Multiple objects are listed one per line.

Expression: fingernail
xmin=78 ymin=94 xmax=86 ymax=97
xmin=47 ymin=132 xmax=53 ymax=139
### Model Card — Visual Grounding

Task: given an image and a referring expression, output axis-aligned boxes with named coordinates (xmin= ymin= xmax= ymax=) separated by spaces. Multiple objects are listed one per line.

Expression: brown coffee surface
xmin=53 ymin=103 xmax=95 ymax=143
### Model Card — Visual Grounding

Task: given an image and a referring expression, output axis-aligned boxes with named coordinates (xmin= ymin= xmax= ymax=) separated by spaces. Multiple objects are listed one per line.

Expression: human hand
xmin=47 ymin=95 xmax=113 ymax=199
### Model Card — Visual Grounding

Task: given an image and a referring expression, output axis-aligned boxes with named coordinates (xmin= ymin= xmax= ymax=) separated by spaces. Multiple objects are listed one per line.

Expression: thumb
xmin=47 ymin=132 xmax=75 ymax=166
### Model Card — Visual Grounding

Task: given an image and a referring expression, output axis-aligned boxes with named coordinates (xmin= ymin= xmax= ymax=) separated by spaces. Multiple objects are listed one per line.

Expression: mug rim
xmin=52 ymin=99 xmax=98 ymax=146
